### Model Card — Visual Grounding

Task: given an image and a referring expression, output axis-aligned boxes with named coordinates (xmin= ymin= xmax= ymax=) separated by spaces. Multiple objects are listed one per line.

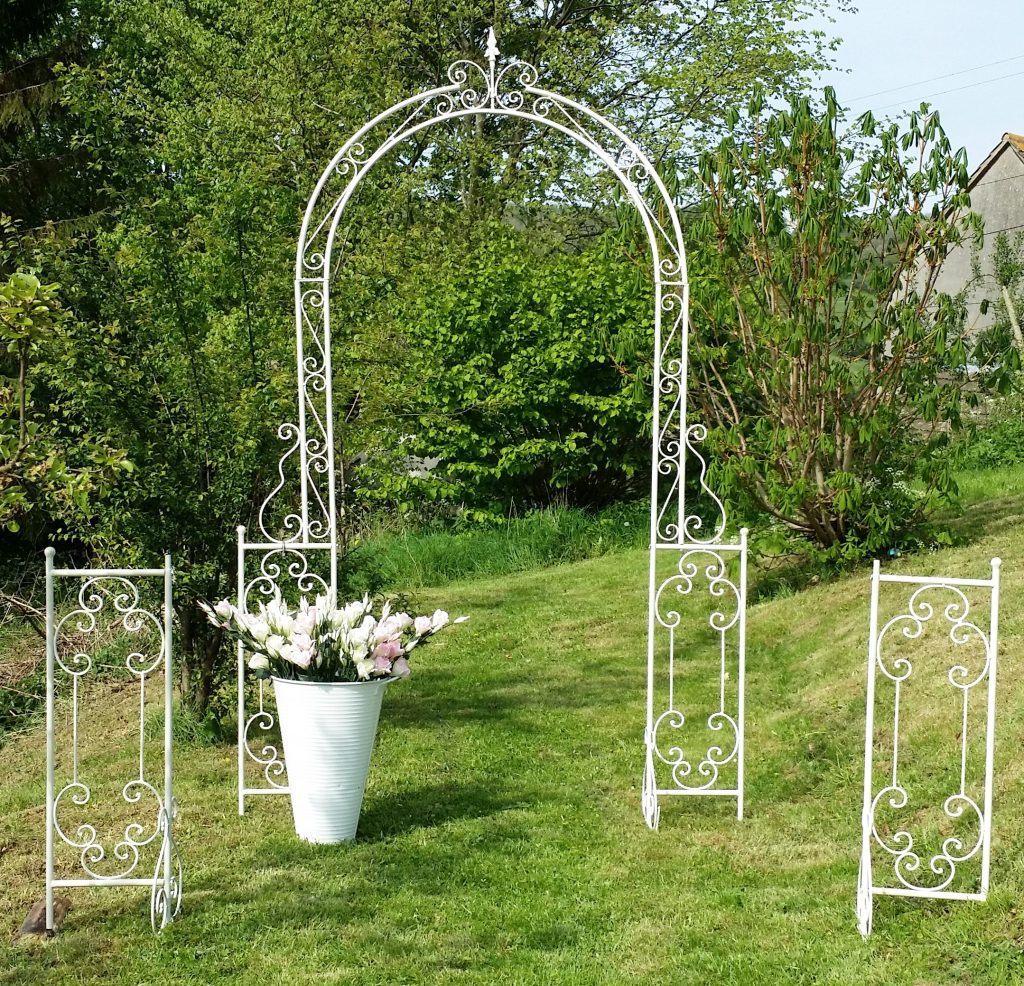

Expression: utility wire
xmin=974 ymin=172 xmax=1024 ymax=189
xmin=983 ymin=222 xmax=1024 ymax=237
xmin=848 ymin=51 xmax=1024 ymax=103
xmin=871 ymin=68 xmax=1024 ymax=112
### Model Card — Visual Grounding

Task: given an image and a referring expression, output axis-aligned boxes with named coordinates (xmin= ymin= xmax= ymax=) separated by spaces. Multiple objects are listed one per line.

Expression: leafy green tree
xmin=990 ymin=230 xmax=1024 ymax=354
xmin=0 ymin=0 xmax=108 ymax=227
xmin=0 ymin=217 xmax=126 ymax=536
xmin=6 ymin=0 xmax=851 ymax=715
xmin=348 ymin=223 xmax=653 ymax=519
xmin=681 ymin=91 xmax=983 ymax=561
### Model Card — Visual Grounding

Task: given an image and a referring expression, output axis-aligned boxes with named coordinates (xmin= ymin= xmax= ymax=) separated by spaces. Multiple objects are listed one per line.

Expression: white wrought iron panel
xmin=857 ymin=558 xmax=1001 ymax=936
xmin=235 ymin=530 xmax=332 ymax=812
xmin=643 ymin=529 xmax=748 ymax=828
xmin=236 ymin=28 xmax=748 ymax=823
xmin=44 ymin=550 xmax=182 ymax=932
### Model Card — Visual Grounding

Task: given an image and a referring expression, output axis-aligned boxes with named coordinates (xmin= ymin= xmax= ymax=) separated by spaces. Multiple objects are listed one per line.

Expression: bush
xmin=952 ymin=390 xmax=1024 ymax=470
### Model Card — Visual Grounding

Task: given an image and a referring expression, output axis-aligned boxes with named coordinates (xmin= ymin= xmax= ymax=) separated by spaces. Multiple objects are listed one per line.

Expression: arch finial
xmin=486 ymin=26 xmax=499 ymax=65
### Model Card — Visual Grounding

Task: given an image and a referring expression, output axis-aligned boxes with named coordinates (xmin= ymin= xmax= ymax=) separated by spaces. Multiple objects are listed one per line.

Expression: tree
xmin=7 ymin=0 xmax=852 ymax=716
xmin=348 ymin=221 xmax=654 ymax=519
xmin=990 ymin=230 xmax=1024 ymax=354
xmin=0 ymin=216 xmax=126 ymax=537
xmin=0 ymin=0 xmax=110 ymax=228
xmin=683 ymin=91 xmax=983 ymax=562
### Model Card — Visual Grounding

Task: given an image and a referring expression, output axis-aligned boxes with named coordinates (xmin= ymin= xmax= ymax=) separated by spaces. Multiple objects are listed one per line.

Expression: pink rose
xmin=372 ymin=639 xmax=402 ymax=662
xmin=283 ymin=643 xmax=313 ymax=668
xmin=392 ymin=657 xmax=410 ymax=677
xmin=374 ymin=654 xmax=393 ymax=673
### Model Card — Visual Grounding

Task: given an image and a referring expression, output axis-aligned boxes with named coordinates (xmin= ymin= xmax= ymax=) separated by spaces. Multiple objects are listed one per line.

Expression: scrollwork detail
xmin=649 ymin=708 xmax=738 ymax=792
xmin=681 ymin=425 xmax=728 ymax=544
xmin=54 ymin=578 xmax=164 ymax=678
xmin=869 ymin=785 xmax=984 ymax=894
xmin=655 ymin=550 xmax=740 ymax=634
xmin=52 ymin=778 xmax=164 ymax=881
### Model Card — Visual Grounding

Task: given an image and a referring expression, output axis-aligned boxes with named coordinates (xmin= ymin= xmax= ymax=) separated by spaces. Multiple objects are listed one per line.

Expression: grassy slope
xmin=1 ymin=478 xmax=1022 ymax=984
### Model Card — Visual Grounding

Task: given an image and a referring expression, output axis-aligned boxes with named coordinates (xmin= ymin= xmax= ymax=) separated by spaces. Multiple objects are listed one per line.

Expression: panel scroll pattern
xmin=44 ymin=551 xmax=182 ymax=932
xmin=642 ymin=534 xmax=748 ymax=829
xmin=235 ymin=539 xmax=332 ymax=809
xmin=857 ymin=559 xmax=1002 ymax=937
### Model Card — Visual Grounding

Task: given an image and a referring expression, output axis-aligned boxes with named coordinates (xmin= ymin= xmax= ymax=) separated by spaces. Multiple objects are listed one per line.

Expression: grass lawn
xmin=1 ymin=475 xmax=1023 ymax=984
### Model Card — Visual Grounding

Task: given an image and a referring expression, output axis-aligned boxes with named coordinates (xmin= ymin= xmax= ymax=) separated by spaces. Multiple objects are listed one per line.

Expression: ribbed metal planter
xmin=272 ymin=676 xmax=393 ymax=844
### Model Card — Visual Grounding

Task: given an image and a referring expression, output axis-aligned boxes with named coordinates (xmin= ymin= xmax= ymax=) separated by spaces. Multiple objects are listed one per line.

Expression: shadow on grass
xmin=943 ymin=492 xmax=1024 ymax=545
xmin=384 ymin=663 xmax=645 ymax=733
xmin=357 ymin=779 xmax=532 ymax=841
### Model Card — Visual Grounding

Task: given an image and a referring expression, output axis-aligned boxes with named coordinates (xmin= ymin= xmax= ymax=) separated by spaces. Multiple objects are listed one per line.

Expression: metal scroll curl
xmin=857 ymin=561 xmax=1001 ymax=936
xmin=149 ymin=804 xmax=183 ymax=931
xmin=45 ymin=552 xmax=180 ymax=932
xmin=646 ymin=546 xmax=745 ymax=809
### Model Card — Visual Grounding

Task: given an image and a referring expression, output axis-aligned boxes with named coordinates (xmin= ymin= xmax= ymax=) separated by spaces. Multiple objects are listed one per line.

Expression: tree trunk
xmin=18 ymin=340 xmax=28 ymax=447
xmin=1002 ymin=284 xmax=1024 ymax=353
xmin=177 ymin=601 xmax=224 ymax=718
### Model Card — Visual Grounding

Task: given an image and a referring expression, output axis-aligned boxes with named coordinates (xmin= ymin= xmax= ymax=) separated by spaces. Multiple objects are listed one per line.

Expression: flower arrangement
xmin=201 ymin=594 xmax=467 ymax=683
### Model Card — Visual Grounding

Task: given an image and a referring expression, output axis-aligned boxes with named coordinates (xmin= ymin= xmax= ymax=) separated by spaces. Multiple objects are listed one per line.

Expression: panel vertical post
xmin=162 ymin=553 xmax=173 ymax=928
xmin=237 ymin=525 xmax=246 ymax=816
xmin=736 ymin=528 xmax=749 ymax=821
xmin=641 ymin=270 xmax=663 ymax=832
xmin=857 ymin=560 xmax=881 ymax=937
xmin=44 ymin=546 xmax=55 ymax=932
xmin=981 ymin=556 xmax=1001 ymax=896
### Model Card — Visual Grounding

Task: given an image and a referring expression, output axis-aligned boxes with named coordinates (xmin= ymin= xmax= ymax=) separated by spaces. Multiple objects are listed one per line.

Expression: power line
xmin=871 ymin=67 xmax=1024 ymax=112
xmin=848 ymin=52 xmax=1024 ymax=103
xmin=984 ymin=222 xmax=1024 ymax=237
xmin=973 ymin=172 xmax=1024 ymax=189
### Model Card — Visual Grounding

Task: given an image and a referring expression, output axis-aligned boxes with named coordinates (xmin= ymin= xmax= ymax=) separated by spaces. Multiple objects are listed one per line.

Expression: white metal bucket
xmin=272 ymin=676 xmax=393 ymax=843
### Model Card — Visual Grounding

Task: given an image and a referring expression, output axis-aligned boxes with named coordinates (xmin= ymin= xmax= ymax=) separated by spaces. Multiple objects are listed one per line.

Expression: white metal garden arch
xmin=235 ymin=30 xmax=748 ymax=828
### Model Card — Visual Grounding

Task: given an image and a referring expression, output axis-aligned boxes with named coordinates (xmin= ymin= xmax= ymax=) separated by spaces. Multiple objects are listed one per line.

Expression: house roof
xmin=969 ymin=132 xmax=1024 ymax=189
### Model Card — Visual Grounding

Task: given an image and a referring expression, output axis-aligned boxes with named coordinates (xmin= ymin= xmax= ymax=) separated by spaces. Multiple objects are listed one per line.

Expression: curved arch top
xmin=236 ymin=28 xmax=745 ymax=828
xmin=264 ymin=28 xmax=730 ymax=562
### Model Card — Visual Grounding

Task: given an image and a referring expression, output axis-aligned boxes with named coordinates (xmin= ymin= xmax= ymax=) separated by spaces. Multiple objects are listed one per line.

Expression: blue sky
xmin=813 ymin=0 xmax=1024 ymax=170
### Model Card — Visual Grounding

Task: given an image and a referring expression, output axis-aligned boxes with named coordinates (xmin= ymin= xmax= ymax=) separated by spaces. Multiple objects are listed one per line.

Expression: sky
xmin=813 ymin=0 xmax=1024 ymax=171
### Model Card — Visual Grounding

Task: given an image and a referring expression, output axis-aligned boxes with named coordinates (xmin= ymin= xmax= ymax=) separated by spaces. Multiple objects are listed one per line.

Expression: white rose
xmin=265 ymin=599 xmax=296 ymax=636
xmin=373 ymin=616 xmax=404 ymax=643
xmin=355 ymin=658 xmax=375 ymax=680
xmin=431 ymin=610 xmax=449 ymax=631
xmin=248 ymin=654 xmax=270 ymax=672
xmin=348 ymin=624 xmax=371 ymax=649
xmin=214 ymin=599 xmax=233 ymax=619
xmin=244 ymin=616 xmax=271 ymax=643
xmin=265 ymin=634 xmax=287 ymax=659
xmin=294 ymin=609 xmax=316 ymax=637
xmin=342 ymin=597 xmax=369 ymax=625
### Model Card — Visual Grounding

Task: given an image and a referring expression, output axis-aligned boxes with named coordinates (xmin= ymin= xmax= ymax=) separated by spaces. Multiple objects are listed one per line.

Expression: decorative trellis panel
xmin=643 ymin=530 xmax=748 ymax=827
xmin=857 ymin=559 xmax=1001 ymax=936
xmin=235 ymin=29 xmax=747 ymax=823
xmin=44 ymin=550 xmax=182 ymax=932
xmin=235 ymin=533 xmax=331 ymax=811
